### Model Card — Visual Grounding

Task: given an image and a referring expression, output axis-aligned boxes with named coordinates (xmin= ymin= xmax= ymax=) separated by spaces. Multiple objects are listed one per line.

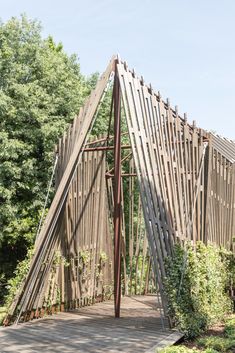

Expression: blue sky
xmin=1 ymin=0 xmax=235 ymax=139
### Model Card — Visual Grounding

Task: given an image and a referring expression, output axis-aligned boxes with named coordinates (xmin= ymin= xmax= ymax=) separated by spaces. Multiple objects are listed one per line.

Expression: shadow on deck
xmin=0 ymin=295 xmax=183 ymax=353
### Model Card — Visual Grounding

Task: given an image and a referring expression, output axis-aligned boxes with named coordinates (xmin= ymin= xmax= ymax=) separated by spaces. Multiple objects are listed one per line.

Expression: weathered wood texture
xmin=0 ymin=296 xmax=183 ymax=353
xmin=117 ymin=62 xmax=207 ymax=314
xmin=9 ymin=140 xmax=113 ymax=322
xmin=49 ymin=149 xmax=113 ymax=310
xmin=117 ymin=59 xmax=235 ymax=313
xmin=51 ymin=109 xmax=114 ymax=309
xmin=6 ymin=57 xmax=115 ymax=322
xmin=206 ymin=135 xmax=235 ymax=249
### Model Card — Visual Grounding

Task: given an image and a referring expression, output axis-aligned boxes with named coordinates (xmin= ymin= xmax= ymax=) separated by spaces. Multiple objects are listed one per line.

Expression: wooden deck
xmin=0 ymin=296 xmax=183 ymax=353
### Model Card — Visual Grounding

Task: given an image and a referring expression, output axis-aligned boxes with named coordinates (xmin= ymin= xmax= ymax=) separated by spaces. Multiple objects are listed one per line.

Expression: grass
xmin=157 ymin=315 xmax=235 ymax=353
xmin=197 ymin=336 xmax=235 ymax=352
xmin=158 ymin=346 xmax=220 ymax=353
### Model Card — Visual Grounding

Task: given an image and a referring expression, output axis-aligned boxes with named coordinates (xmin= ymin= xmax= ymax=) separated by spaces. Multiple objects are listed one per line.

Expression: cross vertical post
xmin=113 ymin=61 xmax=122 ymax=318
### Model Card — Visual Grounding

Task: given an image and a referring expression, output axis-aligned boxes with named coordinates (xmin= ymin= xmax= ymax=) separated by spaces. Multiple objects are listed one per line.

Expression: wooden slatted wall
xmin=6 ymin=57 xmax=115 ymax=322
xmin=45 ymin=140 xmax=113 ymax=311
xmin=117 ymin=59 xmax=235 ymax=313
xmin=117 ymin=61 xmax=212 ymax=313
xmin=206 ymin=135 xmax=235 ymax=250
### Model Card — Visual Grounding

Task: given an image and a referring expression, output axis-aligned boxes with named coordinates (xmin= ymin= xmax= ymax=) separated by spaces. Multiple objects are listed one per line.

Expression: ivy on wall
xmin=164 ymin=242 xmax=233 ymax=338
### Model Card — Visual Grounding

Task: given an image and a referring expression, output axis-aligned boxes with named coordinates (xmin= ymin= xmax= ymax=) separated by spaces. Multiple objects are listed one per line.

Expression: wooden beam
xmin=113 ymin=63 xmax=122 ymax=318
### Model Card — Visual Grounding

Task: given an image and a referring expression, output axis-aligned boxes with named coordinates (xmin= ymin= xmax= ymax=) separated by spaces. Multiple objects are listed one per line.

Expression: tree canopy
xmin=0 ymin=15 xmax=95 ymax=300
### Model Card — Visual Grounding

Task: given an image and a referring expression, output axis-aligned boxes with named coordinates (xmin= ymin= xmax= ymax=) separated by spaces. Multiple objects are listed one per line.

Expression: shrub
xmin=0 ymin=306 xmax=7 ymax=325
xmin=4 ymin=247 xmax=34 ymax=310
xmin=164 ymin=242 xmax=233 ymax=338
xmin=157 ymin=345 xmax=200 ymax=352
xmin=224 ymin=317 xmax=235 ymax=339
xmin=157 ymin=346 xmax=220 ymax=352
xmin=197 ymin=336 xmax=235 ymax=352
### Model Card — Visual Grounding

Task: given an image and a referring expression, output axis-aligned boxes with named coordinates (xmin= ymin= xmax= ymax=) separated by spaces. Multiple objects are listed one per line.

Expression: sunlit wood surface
xmin=0 ymin=295 xmax=182 ymax=353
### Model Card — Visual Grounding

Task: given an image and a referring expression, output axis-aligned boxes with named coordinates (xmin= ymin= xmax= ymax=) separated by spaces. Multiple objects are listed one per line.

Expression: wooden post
xmin=113 ymin=62 xmax=122 ymax=318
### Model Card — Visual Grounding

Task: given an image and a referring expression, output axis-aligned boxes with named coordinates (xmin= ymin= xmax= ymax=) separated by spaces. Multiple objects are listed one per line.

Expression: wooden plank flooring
xmin=0 ymin=296 xmax=183 ymax=353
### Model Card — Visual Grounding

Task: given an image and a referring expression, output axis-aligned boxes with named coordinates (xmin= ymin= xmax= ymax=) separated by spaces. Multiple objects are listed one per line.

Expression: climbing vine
xmin=164 ymin=242 xmax=233 ymax=339
xmin=43 ymin=250 xmax=70 ymax=308
xmin=4 ymin=247 xmax=34 ymax=310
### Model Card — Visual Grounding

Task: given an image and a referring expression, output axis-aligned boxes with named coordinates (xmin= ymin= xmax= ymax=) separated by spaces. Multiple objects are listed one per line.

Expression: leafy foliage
xmin=0 ymin=306 xmax=7 ymax=325
xmin=224 ymin=317 xmax=235 ymax=338
xmin=157 ymin=345 xmax=220 ymax=352
xmin=196 ymin=315 xmax=235 ymax=352
xmin=0 ymin=15 xmax=95 ymax=302
xmin=164 ymin=242 xmax=233 ymax=339
xmin=158 ymin=346 xmax=200 ymax=352
xmin=197 ymin=336 xmax=235 ymax=352
xmin=158 ymin=315 xmax=235 ymax=352
xmin=4 ymin=247 xmax=34 ymax=309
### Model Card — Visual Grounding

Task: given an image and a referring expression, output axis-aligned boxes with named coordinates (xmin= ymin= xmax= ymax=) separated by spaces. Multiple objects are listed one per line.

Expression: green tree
xmin=0 ymin=15 xmax=92 ymax=301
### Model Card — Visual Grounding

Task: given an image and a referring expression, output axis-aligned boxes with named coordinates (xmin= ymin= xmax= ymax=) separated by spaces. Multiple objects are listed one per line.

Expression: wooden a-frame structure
xmin=5 ymin=55 xmax=235 ymax=325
